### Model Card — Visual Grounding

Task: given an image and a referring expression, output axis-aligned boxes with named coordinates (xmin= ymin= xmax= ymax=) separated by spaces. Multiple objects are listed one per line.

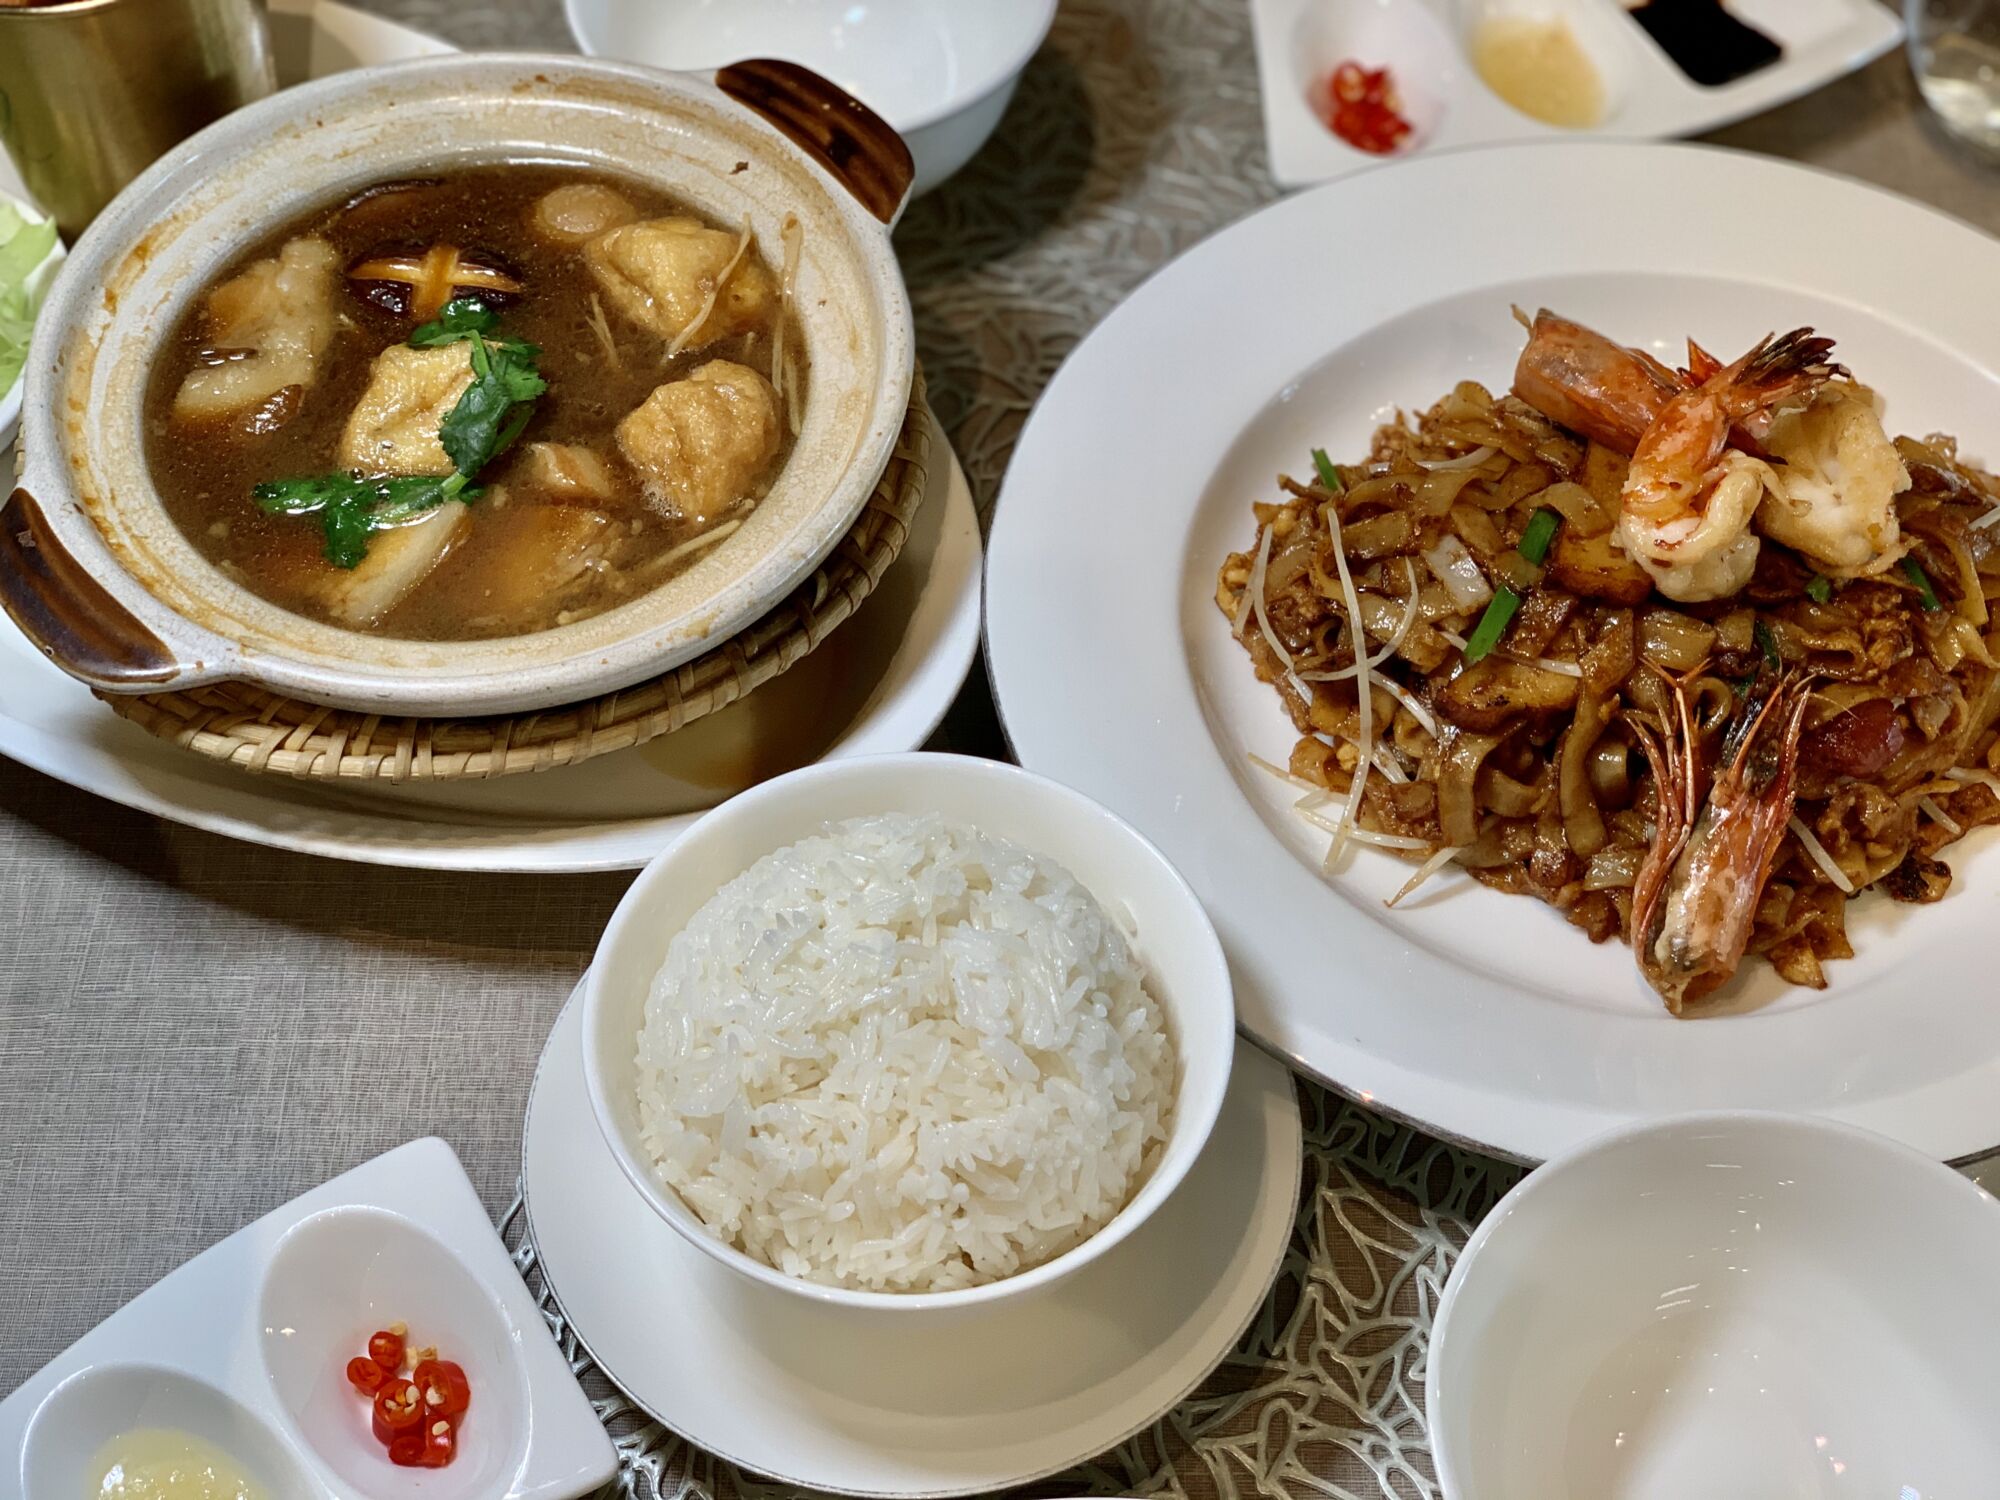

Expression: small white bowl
xmin=564 ymin=0 xmax=1058 ymax=195
xmin=581 ymin=751 xmax=1237 ymax=1314
xmin=0 ymin=190 xmax=64 ymax=455
xmin=1428 ymin=1113 xmax=2000 ymax=1498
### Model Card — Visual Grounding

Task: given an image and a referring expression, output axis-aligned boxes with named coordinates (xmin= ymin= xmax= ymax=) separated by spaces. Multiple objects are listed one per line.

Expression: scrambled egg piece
xmin=172 ymin=237 xmax=338 ymax=426
xmin=615 ymin=360 xmax=781 ymax=520
xmin=338 ymin=344 xmax=476 ymax=476
xmin=585 ymin=216 xmax=775 ymax=350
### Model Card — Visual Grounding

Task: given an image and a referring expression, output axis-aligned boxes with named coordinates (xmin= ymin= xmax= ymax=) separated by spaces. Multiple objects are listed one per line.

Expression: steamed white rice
xmin=634 ymin=811 xmax=1177 ymax=1293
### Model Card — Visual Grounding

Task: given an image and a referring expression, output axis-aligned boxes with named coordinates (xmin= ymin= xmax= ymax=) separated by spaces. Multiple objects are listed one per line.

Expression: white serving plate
xmin=1252 ymin=0 xmax=1902 ymax=188
xmin=986 ymin=139 xmax=2000 ymax=1165
xmin=0 ymin=425 xmax=981 ymax=871
xmin=0 ymin=1138 xmax=616 ymax=1500
xmin=523 ymin=985 xmax=1302 ymax=1497
xmin=1428 ymin=1113 xmax=2000 ymax=1497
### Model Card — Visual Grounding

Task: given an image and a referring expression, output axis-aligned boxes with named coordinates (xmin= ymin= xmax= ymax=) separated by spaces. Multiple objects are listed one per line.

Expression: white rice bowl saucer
xmin=525 ymin=983 xmax=1302 ymax=1495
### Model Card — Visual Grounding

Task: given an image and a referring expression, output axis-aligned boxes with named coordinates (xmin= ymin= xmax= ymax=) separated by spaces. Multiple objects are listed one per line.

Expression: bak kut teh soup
xmin=142 ymin=163 xmax=808 ymax=641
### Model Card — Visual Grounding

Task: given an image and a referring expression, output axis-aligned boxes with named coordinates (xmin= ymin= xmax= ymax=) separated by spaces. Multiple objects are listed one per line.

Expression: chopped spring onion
xmin=1462 ymin=587 xmax=1522 ymax=664
xmin=1517 ymin=506 xmax=1562 ymax=565
xmin=1311 ymin=447 xmax=1345 ymax=494
xmin=1918 ymin=795 xmax=1963 ymax=837
xmin=1805 ymin=574 xmax=1833 ymax=604
xmin=1903 ymin=556 xmax=1943 ymax=612
xmin=1437 ymin=628 xmax=1584 ymax=678
xmin=1788 ymin=815 xmax=1856 ymax=896
xmin=1754 ymin=619 xmax=1782 ymax=674
xmin=1463 ymin=507 xmax=1562 ymax=664
xmin=1384 ymin=845 xmax=1465 ymax=908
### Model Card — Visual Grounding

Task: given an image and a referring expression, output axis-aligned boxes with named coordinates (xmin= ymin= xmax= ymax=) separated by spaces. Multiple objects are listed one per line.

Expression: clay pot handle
xmin=0 ymin=486 xmax=193 ymax=689
xmin=716 ymin=59 xmax=915 ymax=225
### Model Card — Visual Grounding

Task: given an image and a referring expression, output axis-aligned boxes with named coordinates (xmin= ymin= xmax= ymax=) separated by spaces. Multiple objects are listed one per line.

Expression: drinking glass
xmin=0 ymin=0 xmax=275 ymax=240
xmin=1908 ymin=0 xmax=2000 ymax=155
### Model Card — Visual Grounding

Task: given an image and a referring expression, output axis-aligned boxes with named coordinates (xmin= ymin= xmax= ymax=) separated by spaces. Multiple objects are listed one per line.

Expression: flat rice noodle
xmin=1558 ymin=686 xmax=1615 ymax=858
xmin=1533 ymin=480 xmax=1609 ymax=536
xmin=1416 ymin=468 xmax=1485 ymax=515
xmin=1589 ymin=736 xmax=1633 ymax=808
xmin=1579 ymin=607 xmax=1636 ymax=697
xmin=1508 ymin=589 xmax=1577 ymax=660
xmin=1438 ymin=728 xmax=1507 ymax=846
xmin=1637 ymin=607 xmax=1718 ymax=672
xmin=1476 ymin=762 xmax=1551 ymax=817
xmin=1433 ymin=657 xmax=1581 ymax=731
xmin=1449 ymin=504 xmax=1507 ymax=562
xmin=1341 ymin=510 xmax=1418 ymax=560
xmin=1582 ymin=845 xmax=1643 ymax=891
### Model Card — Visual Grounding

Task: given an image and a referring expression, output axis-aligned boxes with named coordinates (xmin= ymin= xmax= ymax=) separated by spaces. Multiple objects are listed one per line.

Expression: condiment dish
xmin=564 ymin=0 xmax=1057 ymax=194
xmin=1427 ymin=1112 xmax=2000 ymax=1497
xmin=581 ymin=751 xmax=1238 ymax=1314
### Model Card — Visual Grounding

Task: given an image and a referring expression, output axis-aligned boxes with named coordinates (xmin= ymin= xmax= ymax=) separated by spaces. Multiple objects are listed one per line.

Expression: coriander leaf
xmin=253 ymin=473 xmax=374 ymax=514
xmin=1805 ymin=574 xmax=1832 ymax=604
xmin=408 ymin=297 xmax=500 ymax=347
xmin=321 ymin=497 xmax=376 ymax=569
xmin=1753 ymin=619 xmax=1782 ymax=673
xmin=439 ymin=339 xmax=547 ymax=474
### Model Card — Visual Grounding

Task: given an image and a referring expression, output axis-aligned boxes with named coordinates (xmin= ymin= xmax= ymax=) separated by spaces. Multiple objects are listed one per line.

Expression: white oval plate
xmin=522 ymin=985 xmax=1303 ymax=1498
xmin=0 ymin=424 xmax=980 ymax=872
xmin=987 ymin=139 xmax=2000 ymax=1165
xmin=1251 ymin=0 xmax=1901 ymax=190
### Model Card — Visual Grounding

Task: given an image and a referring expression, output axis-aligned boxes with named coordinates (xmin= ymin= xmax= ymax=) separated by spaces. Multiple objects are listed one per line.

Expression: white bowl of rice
xmin=582 ymin=752 xmax=1236 ymax=1311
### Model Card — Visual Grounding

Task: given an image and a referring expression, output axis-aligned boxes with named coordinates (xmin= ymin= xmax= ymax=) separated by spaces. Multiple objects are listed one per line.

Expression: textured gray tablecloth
xmin=5 ymin=1 xmax=1997 ymax=1495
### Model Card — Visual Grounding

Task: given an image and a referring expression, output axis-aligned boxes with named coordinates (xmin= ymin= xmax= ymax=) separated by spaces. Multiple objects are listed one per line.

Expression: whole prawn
xmin=1626 ymin=666 xmax=1818 ymax=1013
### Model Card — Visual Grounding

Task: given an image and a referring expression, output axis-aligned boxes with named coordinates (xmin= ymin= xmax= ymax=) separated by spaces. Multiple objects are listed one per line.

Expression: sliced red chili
xmin=412 ymin=1358 xmax=472 ymax=1420
xmin=367 ymin=1327 xmax=407 ymax=1371
xmin=346 ymin=1356 xmax=390 ymax=1397
xmin=373 ymin=1378 xmax=426 ymax=1444
xmin=387 ymin=1429 xmax=429 ymax=1467
xmin=416 ymin=1418 xmax=458 ymax=1468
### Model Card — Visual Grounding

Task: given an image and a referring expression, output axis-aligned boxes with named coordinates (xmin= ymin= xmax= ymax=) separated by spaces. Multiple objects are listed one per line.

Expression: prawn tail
xmin=1719 ymin=327 xmax=1845 ymax=416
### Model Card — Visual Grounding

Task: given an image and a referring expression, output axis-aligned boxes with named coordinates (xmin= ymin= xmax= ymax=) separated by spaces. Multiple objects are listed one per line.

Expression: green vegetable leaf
xmin=1464 ymin=586 xmax=1523 ymax=664
xmin=254 ymin=472 xmax=475 ymax=569
xmin=408 ymin=297 xmax=501 ymax=347
xmin=1903 ymin=556 xmax=1943 ymax=612
xmin=1517 ymin=508 xmax=1562 ymax=566
xmin=1310 ymin=448 xmax=1345 ymax=494
xmin=439 ymin=337 xmax=547 ymax=475
xmin=1805 ymin=574 xmax=1833 ymax=604
xmin=0 ymin=206 xmax=59 ymax=397
xmin=1754 ymin=619 xmax=1782 ymax=674
xmin=256 ymin=306 xmax=543 ymax=568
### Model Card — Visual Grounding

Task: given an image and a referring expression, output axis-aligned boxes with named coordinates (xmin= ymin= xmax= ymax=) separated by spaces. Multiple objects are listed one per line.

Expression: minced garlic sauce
xmin=87 ymin=1429 xmax=267 ymax=1500
xmin=1473 ymin=16 xmax=1606 ymax=129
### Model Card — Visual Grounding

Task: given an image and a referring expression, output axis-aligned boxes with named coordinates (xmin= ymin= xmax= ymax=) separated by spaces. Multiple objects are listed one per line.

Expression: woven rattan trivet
xmin=98 ymin=371 xmax=930 ymax=782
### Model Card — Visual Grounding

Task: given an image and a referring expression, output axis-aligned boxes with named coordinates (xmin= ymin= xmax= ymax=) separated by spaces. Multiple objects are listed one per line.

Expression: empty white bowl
xmin=1428 ymin=1112 xmax=2000 ymax=1498
xmin=564 ymin=0 xmax=1058 ymax=194
xmin=581 ymin=751 xmax=1237 ymax=1314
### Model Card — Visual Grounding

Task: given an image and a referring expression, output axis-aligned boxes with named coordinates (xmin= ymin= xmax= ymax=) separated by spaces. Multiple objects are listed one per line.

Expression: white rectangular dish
xmin=0 ymin=1138 xmax=616 ymax=1500
xmin=1252 ymin=0 xmax=1903 ymax=188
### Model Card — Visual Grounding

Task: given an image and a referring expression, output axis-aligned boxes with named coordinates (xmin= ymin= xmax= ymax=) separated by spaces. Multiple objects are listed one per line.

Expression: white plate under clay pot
xmin=0 ymin=1138 xmax=615 ymax=1500
xmin=521 ymin=984 xmax=1305 ymax=1498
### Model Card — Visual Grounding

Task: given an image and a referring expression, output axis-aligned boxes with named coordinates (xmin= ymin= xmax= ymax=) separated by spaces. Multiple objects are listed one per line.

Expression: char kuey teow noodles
xmin=146 ymin=163 xmax=806 ymax=640
xmin=1218 ymin=309 xmax=2000 ymax=1013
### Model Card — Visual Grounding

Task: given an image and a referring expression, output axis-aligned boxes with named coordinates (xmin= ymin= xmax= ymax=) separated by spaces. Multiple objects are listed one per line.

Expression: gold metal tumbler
xmin=0 ymin=0 xmax=276 ymax=240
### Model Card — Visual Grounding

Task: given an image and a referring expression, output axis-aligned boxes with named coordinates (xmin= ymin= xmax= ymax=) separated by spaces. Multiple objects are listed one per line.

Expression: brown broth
xmin=143 ymin=163 xmax=804 ymax=641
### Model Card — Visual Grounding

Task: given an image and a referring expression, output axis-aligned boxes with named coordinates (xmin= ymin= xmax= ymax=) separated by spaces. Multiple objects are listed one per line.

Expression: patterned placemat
xmin=502 ymin=1086 xmax=1525 ymax=1500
